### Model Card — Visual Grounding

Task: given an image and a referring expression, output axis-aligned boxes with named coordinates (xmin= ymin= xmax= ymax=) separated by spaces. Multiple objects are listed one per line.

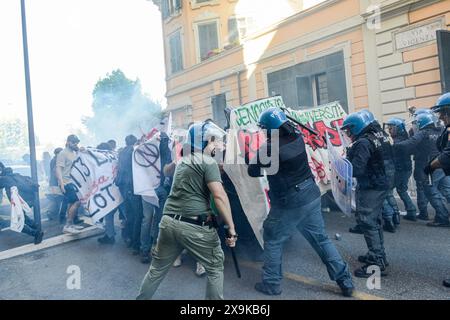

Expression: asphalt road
xmin=0 ymin=209 xmax=449 ymax=300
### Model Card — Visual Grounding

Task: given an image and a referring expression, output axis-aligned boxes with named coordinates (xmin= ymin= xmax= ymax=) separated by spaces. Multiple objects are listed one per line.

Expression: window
xmin=228 ymin=17 xmax=256 ymax=45
xmin=162 ymin=0 xmax=182 ymax=20
xmin=268 ymin=51 xmax=348 ymax=111
xmin=211 ymin=93 xmax=228 ymax=129
xmin=195 ymin=0 xmax=212 ymax=3
xmin=196 ymin=21 xmax=219 ymax=62
xmin=169 ymin=31 xmax=183 ymax=74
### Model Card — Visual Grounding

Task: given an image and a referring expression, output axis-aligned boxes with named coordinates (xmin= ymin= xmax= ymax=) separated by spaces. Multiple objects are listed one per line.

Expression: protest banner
xmin=133 ymin=135 xmax=162 ymax=207
xmin=225 ymin=96 xmax=347 ymax=247
xmin=9 ymin=186 xmax=28 ymax=233
xmin=70 ymin=149 xmax=123 ymax=222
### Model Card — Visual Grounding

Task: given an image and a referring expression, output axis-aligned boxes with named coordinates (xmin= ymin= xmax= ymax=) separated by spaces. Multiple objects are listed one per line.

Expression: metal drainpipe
xmin=237 ymin=71 xmax=243 ymax=105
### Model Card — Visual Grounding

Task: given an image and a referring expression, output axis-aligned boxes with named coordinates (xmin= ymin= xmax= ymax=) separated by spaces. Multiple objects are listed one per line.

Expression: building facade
xmin=152 ymin=0 xmax=450 ymax=128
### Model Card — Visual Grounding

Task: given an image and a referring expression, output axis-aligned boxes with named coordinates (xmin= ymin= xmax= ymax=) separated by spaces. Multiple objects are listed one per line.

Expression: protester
xmin=46 ymin=148 xmax=65 ymax=221
xmin=248 ymin=107 xmax=354 ymax=297
xmin=115 ymin=135 xmax=143 ymax=250
xmin=137 ymin=122 xmax=237 ymax=300
xmin=96 ymin=142 xmax=117 ymax=245
xmin=0 ymin=166 xmax=44 ymax=244
xmin=56 ymin=134 xmax=84 ymax=234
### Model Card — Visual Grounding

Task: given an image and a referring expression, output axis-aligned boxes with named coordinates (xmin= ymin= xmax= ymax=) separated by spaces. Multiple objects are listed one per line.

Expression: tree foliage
xmin=0 ymin=118 xmax=29 ymax=150
xmin=84 ymin=69 xmax=162 ymax=144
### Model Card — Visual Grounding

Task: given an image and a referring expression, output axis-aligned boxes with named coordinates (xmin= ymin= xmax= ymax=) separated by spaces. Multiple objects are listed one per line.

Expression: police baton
xmin=280 ymin=107 xmax=320 ymax=137
xmin=224 ymin=225 xmax=241 ymax=279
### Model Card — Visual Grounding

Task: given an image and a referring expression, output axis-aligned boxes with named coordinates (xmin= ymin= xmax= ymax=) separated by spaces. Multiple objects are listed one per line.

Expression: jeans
xmin=141 ymin=200 xmax=156 ymax=254
xmin=394 ymin=169 xmax=416 ymax=215
xmin=120 ymin=190 xmax=143 ymax=250
xmin=137 ymin=215 xmax=224 ymax=300
xmin=105 ymin=210 xmax=116 ymax=238
xmin=382 ymin=161 xmax=399 ymax=220
xmin=21 ymin=214 xmax=38 ymax=237
xmin=356 ymin=188 xmax=387 ymax=264
xmin=262 ymin=178 xmax=352 ymax=288
xmin=431 ymin=169 xmax=450 ymax=222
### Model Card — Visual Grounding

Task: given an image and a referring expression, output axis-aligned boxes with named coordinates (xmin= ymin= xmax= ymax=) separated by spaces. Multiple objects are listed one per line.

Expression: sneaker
xmin=72 ymin=225 xmax=85 ymax=230
xmin=322 ymin=207 xmax=331 ymax=213
xmin=97 ymin=235 xmax=115 ymax=245
xmin=34 ymin=231 xmax=44 ymax=245
xmin=426 ymin=221 xmax=450 ymax=227
xmin=254 ymin=282 xmax=282 ymax=296
xmin=63 ymin=225 xmax=82 ymax=235
xmin=354 ymin=264 xmax=388 ymax=278
xmin=173 ymin=255 xmax=182 ymax=267
xmin=195 ymin=263 xmax=206 ymax=277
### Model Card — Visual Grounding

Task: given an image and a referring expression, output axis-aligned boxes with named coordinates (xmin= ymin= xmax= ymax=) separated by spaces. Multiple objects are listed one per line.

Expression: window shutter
xmin=161 ymin=0 xmax=169 ymax=19
xmin=175 ymin=0 xmax=182 ymax=10
xmin=228 ymin=18 xmax=238 ymax=43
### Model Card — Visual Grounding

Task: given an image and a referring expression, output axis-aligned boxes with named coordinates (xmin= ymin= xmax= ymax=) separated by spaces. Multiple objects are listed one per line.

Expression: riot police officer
xmin=427 ymin=92 xmax=450 ymax=288
xmin=385 ymin=118 xmax=417 ymax=220
xmin=248 ymin=107 xmax=354 ymax=297
xmin=394 ymin=112 xmax=448 ymax=225
xmin=342 ymin=110 xmax=389 ymax=277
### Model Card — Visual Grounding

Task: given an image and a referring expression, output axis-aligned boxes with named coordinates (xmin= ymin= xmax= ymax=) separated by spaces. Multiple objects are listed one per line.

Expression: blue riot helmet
xmin=431 ymin=92 xmax=450 ymax=113
xmin=413 ymin=108 xmax=433 ymax=117
xmin=188 ymin=121 xmax=225 ymax=152
xmin=385 ymin=117 xmax=406 ymax=136
xmin=258 ymin=107 xmax=288 ymax=131
xmin=415 ymin=113 xmax=435 ymax=130
xmin=359 ymin=109 xmax=375 ymax=124
xmin=341 ymin=111 xmax=371 ymax=140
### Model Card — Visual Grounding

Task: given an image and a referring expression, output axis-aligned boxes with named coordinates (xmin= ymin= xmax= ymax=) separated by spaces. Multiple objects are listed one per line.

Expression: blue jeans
xmin=394 ymin=169 xmax=416 ymax=215
xmin=262 ymin=178 xmax=352 ymax=288
xmin=417 ymin=178 xmax=448 ymax=222
xmin=105 ymin=210 xmax=116 ymax=238
xmin=431 ymin=169 xmax=450 ymax=222
xmin=141 ymin=200 xmax=156 ymax=254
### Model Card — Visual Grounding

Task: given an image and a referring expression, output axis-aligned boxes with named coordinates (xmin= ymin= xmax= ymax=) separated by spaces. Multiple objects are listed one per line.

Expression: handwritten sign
xmin=70 ymin=149 xmax=123 ymax=222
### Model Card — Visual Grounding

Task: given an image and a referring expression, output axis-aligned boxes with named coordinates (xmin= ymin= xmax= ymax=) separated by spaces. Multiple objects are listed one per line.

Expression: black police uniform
xmin=392 ymin=132 xmax=417 ymax=217
xmin=347 ymin=126 xmax=389 ymax=272
xmin=248 ymin=123 xmax=353 ymax=295
xmin=395 ymin=125 xmax=448 ymax=221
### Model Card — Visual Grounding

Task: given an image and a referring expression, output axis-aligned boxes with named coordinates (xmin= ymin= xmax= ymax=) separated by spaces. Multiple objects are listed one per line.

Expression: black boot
xmin=403 ymin=214 xmax=417 ymax=221
xmin=417 ymin=213 xmax=429 ymax=221
xmin=34 ymin=231 xmax=44 ymax=245
xmin=254 ymin=282 xmax=282 ymax=296
xmin=354 ymin=263 xmax=388 ymax=278
xmin=97 ymin=235 xmax=115 ymax=245
xmin=358 ymin=254 xmax=389 ymax=267
xmin=140 ymin=251 xmax=151 ymax=264
xmin=383 ymin=219 xmax=396 ymax=233
xmin=349 ymin=224 xmax=364 ymax=234
xmin=443 ymin=279 xmax=450 ymax=288
xmin=393 ymin=213 xmax=401 ymax=225
xmin=336 ymin=279 xmax=354 ymax=298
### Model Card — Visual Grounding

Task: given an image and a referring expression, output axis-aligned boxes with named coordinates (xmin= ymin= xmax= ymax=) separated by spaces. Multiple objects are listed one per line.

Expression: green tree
xmin=0 ymin=118 xmax=29 ymax=149
xmin=84 ymin=69 xmax=162 ymax=144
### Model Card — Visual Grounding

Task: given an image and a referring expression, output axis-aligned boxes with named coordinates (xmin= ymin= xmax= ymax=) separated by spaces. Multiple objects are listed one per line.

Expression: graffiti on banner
xmin=326 ymin=133 xmax=353 ymax=216
xmin=70 ymin=149 xmax=123 ymax=222
xmin=133 ymin=135 xmax=161 ymax=207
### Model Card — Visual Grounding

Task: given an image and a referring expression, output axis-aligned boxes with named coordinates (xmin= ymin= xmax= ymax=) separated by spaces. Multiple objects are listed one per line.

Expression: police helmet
xmin=385 ymin=117 xmax=406 ymax=133
xmin=413 ymin=108 xmax=433 ymax=117
xmin=341 ymin=111 xmax=371 ymax=138
xmin=431 ymin=92 xmax=450 ymax=113
xmin=359 ymin=109 xmax=376 ymax=124
xmin=415 ymin=113 xmax=435 ymax=130
xmin=258 ymin=107 xmax=288 ymax=130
